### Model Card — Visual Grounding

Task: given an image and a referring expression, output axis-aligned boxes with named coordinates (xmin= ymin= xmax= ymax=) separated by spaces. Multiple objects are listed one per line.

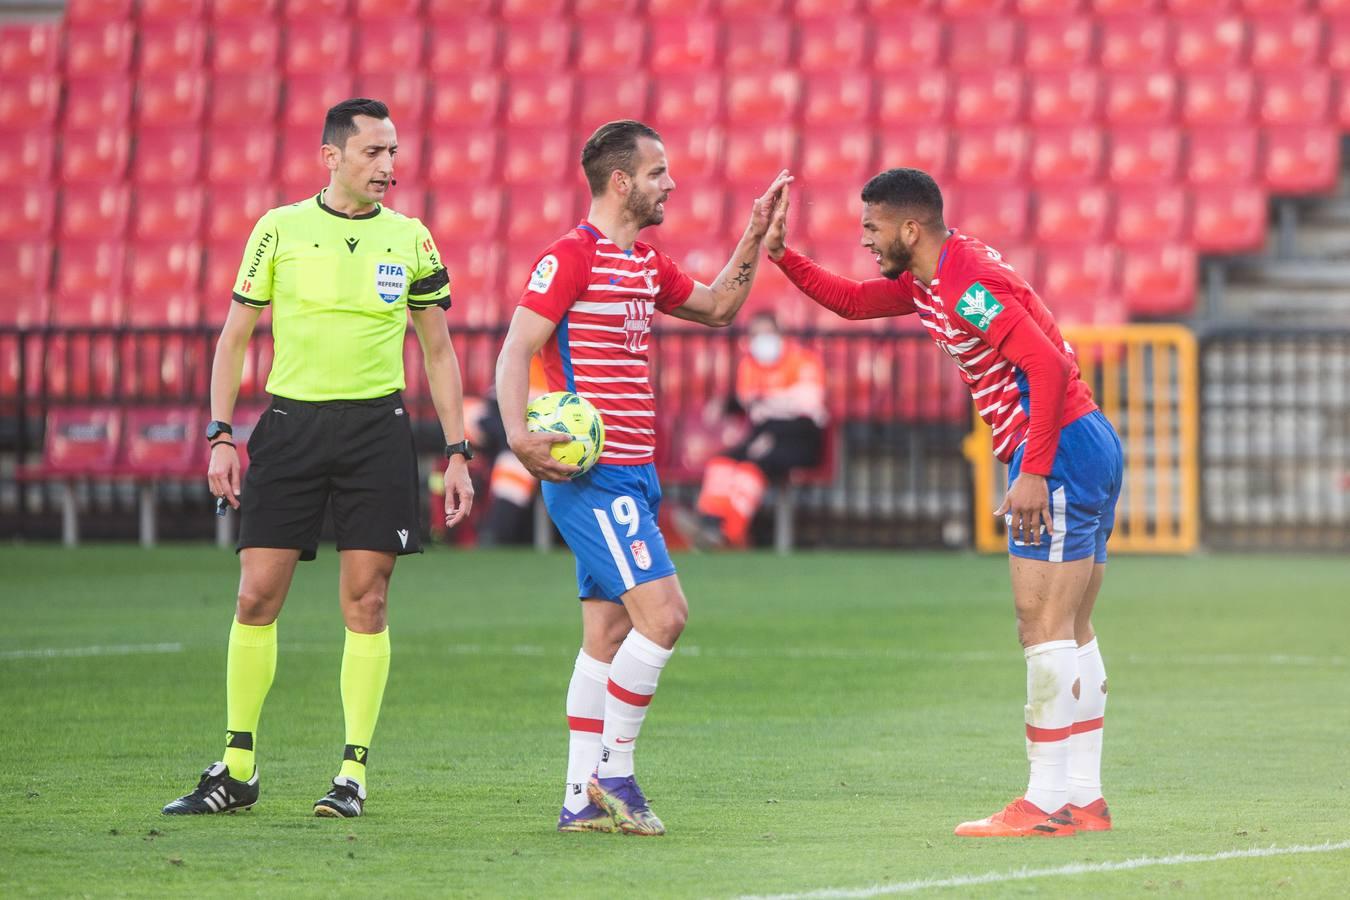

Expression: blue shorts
xmin=541 ymin=463 xmax=677 ymax=603
xmin=1007 ymin=410 xmax=1123 ymax=564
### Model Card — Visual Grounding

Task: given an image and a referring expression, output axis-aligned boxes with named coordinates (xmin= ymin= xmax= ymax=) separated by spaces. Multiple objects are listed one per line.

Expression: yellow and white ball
xmin=525 ymin=391 xmax=605 ymax=477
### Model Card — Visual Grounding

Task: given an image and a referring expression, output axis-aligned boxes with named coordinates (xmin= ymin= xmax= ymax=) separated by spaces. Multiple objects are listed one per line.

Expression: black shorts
xmin=237 ymin=392 xmax=421 ymax=561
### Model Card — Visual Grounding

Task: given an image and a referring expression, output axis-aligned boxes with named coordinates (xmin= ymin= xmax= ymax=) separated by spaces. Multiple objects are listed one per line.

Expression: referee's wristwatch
xmin=444 ymin=440 xmax=474 ymax=461
xmin=205 ymin=420 xmax=233 ymax=442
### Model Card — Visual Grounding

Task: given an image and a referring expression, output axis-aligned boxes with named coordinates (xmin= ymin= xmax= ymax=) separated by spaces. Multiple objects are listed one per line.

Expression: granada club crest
xmin=622 ymin=299 xmax=651 ymax=353
xmin=630 ymin=539 xmax=652 ymax=570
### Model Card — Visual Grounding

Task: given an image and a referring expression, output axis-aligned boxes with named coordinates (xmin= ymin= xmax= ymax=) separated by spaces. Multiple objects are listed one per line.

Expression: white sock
xmin=563 ymin=650 xmax=609 ymax=814
xmin=1023 ymin=639 xmax=1078 ymax=814
xmin=596 ymin=629 xmax=673 ymax=779
xmin=1068 ymin=637 xmax=1108 ymax=807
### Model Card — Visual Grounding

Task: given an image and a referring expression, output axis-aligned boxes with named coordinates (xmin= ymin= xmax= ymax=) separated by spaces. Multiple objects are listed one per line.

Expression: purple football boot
xmin=587 ymin=772 xmax=665 ymax=836
xmin=556 ymin=799 xmax=616 ymax=833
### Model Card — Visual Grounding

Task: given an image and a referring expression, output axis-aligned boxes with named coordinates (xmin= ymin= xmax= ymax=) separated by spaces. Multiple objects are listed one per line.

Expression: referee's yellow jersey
xmin=232 ymin=193 xmax=452 ymax=402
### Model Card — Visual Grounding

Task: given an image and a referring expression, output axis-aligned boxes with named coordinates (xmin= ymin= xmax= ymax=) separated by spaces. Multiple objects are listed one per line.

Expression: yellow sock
xmin=338 ymin=628 xmax=390 ymax=784
xmin=223 ymin=619 xmax=277 ymax=781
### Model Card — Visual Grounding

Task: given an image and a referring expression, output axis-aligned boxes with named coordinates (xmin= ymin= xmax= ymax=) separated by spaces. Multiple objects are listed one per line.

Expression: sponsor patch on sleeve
xmin=954 ymin=281 xmax=1005 ymax=331
xmin=527 ymin=254 xmax=559 ymax=294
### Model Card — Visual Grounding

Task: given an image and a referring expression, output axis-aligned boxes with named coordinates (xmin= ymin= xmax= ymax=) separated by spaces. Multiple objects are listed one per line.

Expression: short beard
xmin=879 ymin=237 xmax=913 ymax=280
xmin=625 ymin=189 xmax=663 ymax=229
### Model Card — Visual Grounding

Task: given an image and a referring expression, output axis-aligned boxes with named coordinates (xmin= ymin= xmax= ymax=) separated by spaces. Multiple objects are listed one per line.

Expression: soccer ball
xmin=525 ymin=391 xmax=605 ymax=476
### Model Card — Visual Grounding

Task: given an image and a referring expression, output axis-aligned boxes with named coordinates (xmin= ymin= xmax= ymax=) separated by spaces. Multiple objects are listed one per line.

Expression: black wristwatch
xmin=205 ymin=420 xmax=233 ymax=442
xmin=444 ymin=440 xmax=474 ymax=461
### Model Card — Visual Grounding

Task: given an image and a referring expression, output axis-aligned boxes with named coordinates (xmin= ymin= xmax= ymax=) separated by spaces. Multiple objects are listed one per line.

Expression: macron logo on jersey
xmin=528 ymin=255 xmax=559 ymax=294
xmin=955 ymin=282 xmax=1005 ymax=331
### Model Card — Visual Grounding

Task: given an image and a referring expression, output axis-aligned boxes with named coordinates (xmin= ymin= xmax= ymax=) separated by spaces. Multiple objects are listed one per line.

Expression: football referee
xmin=163 ymin=99 xmax=474 ymax=819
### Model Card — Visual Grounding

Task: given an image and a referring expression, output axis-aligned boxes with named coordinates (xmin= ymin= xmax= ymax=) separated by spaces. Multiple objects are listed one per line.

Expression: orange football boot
xmin=954 ymin=797 xmax=1077 ymax=837
xmin=1064 ymin=798 xmax=1112 ymax=832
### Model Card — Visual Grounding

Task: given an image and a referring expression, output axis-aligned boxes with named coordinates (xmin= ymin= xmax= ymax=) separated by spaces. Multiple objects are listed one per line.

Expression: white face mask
xmin=748 ymin=333 xmax=784 ymax=365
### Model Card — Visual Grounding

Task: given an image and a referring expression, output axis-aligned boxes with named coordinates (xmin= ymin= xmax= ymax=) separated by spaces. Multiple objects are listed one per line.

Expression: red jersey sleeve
xmin=773 ymin=247 xmax=917 ymax=320
xmin=651 ymin=246 xmax=695 ymax=314
xmin=518 ymin=238 xmax=592 ymax=324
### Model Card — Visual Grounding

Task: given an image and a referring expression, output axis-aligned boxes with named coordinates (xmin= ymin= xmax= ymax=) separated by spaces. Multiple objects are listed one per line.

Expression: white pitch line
xmin=0 ymin=642 xmax=183 ymax=661
xmin=737 ymin=840 xmax=1350 ymax=900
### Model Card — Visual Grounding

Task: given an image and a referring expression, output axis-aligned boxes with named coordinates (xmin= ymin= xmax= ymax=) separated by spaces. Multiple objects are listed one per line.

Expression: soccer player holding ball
xmin=162 ymin=100 xmax=474 ymax=818
xmin=766 ymin=169 xmax=1121 ymax=838
xmin=496 ymin=120 xmax=790 ymax=835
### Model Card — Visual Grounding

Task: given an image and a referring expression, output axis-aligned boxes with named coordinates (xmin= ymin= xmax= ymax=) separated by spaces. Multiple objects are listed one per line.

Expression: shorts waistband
xmin=269 ymin=391 xmax=403 ymax=411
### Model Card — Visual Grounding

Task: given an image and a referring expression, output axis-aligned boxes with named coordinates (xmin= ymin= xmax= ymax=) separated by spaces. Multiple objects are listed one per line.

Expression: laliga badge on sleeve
xmin=528 ymin=254 xmax=559 ymax=294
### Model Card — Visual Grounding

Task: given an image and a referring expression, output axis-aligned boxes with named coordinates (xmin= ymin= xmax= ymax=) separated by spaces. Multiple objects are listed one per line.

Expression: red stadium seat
xmin=648 ymin=17 xmax=721 ymax=73
xmin=498 ymin=0 xmax=567 ymax=18
xmin=162 ymin=140 xmax=234 ymax=210
xmin=942 ymin=0 xmax=1010 ymax=14
xmin=1097 ymin=14 xmax=1171 ymax=72
xmin=137 ymin=70 xmax=207 ymax=125
xmin=353 ymin=19 xmax=426 ymax=74
xmin=1103 ymin=71 xmax=1180 ymax=125
xmin=1037 ymin=244 xmax=1119 ymax=324
xmin=64 ymin=23 xmax=134 ymax=75
xmin=1028 ymin=126 xmax=1105 ymax=185
xmin=423 ymin=0 xmax=492 ymax=13
xmin=205 ymin=127 xmax=276 ymax=184
xmin=1327 ymin=18 xmax=1350 ymax=72
xmin=798 ymin=17 xmax=868 ymax=72
xmin=884 ymin=128 xmax=952 ymax=179
xmin=646 ymin=0 xmax=713 ymax=11
xmin=1247 ymin=15 xmax=1322 ymax=71
xmin=118 ymin=407 xmax=202 ymax=478
xmin=282 ymin=0 xmax=349 ymax=17
xmin=502 ymin=186 xmax=585 ymax=243
xmin=53 ymin=241 xmax=126 ymax=325
xmin=437 ymin=240 xmax=503 ymax=326
xmin=799 ymin=127 xmax=876 ymax=181
xmin=382 ymin=183 xmax=425 ymax=221
xmin=278 ymin=127 xmax=327 ymax=186
xmin=952 ymin=127 xmax=1028 ymax=184
xmin=17 ymin=130 xmax=54 ymax=181
xmin=207 ymin=73 xmax=279 ymax=126
xmin=23 ymin=408 xmax=123 ymax=477
xmin=1240 ymin=0 xmax=1312 ymax=9
xmin=499 ymin=128 xmax=572 ymax=185
xmin=425 ymin=185 xmax=503 ymax=241
xmin=1091 ymin=0 xmax=1158 ymax=11
xmin=0 ymin=241 xmax=51 ymax=324
xmin=1033 ymin=185 xmax=1110 ymax=242
xmin=800 ymin=72 xmax=873 ymax=125
xmin=574 ymin=18 xmax=647 ymax=73
xmin=1119 ymin=243 xmax=1196 ymax=318
xmin=873 ymin=16 xmax=945 ymax=71
xmin=573 ymin=0 xmax=642 ymax=11
xmin=951 ymin=71 xmax=1024 ymax=125
xmin=133 ymin=185 xmax=204 ymax=239
xmin=723 ymin=127 xmax=798 ymax=184
xmin=951 ymin=188 xmax=1031 ymax=244
xmin=62 ymin=77 xmax=132 ymax=129
xmin=1337 ymin=75 xmax=1350 ymax=128
xmin=59 ymin=184 xmax=130 ymax=239
xmin=60 ymin=127 xmax=131 ymax=183
xmin=1164 ymin=0 xmax=1234 ymax=10
xmin=356 ymin=72 xmax=428 ymax=126
xmin=1190 ymin=185 xmax=1267 ymax=253
xmin=875 ymin=71 xmax=949 ymax=125
xmin=1106 ymin=127 xmax=1182 ymax=185
xmin=66 ymin=0 xmax=132 ymax=24
xmin=651 ymin=181 xmax=726 ymax=242
xmin=809 ymin=238 xmax=877 ymax=282
xmin=137 ymin=21 xmax=206 ymax=74
xmin=4 ymin=189 xmax=55 ymax=240
xmin=1021 ymin=15 xmax=1095 ymax=72
xmin=425 ymin=128 xmax=499 ymax=184
xmin=1016 ymin=0 xmax=1083 ymax=13
xmin=205 ymin=186 xmax=276 ymax=243
xmin=1112 ymin=185 xmax=1189 ymax=244
xmin=1263 ymin=126 xmax=1340 ymax=195
xmin=212 ymin=0 xmax=277 ymax=17
xmin=722 ymin=18 xmax=793 ymax=71
xmin=1257 ymin=71 xmax=1332 ymax=126
xmin=658 ymin=125 xmax=724 ymax=181
xmin=203 ymin=240 xmax=244 ymax=303
xmin=426 ymin=18 xmax=499 ymax=74
xmin=0 ymin=75 xmax=61 ymax=127
xmin=721 ymin=0 xmax=787 ymax=10
xmin=1186 ymin=125 xmax=1259 ymax=185
xmin=124 ymin=241 xmax=203 ymax=326
xmin=500 ymin=20 xmax=571 ymax=73
xmin=283 ymin=22 xmax=352 ymax=75
xmin=797 ymin=182 xmax=863 ymax=241
xmin=1181 ymin=71 xmax=1255 ymax=125
xmin=0 ymin=22 xmax=60 ymax=74
xmin=650 ymin=73 xmax=722 ymax=125
xmin=211 ymin=21 xmax=280 ymax=74
xmin=503 ymin=74 xmax=575 ymax=126
xmin=1026 ymin=70 xmax=1100 ymax=125
xmin=282 ymin=74 xmax=356 ymax=128
xmin=138 ymin=0 xmax=204 ymax=20
xmin=576 ymin=73 xmax=650 ymax=133
xmin=724 ymin=71 xmax=801 ymax=122
xmin=427 ymin=73 xmax=500 ymax=126
xmin=946 ymin=17 xmax=1019 ymax=72
xmin=1173 ymin=14 xmax=1248 ymax=71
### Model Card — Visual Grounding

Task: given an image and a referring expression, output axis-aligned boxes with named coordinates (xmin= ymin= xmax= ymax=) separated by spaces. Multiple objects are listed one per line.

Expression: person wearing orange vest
xmin=690 ymin=311 xmax=826 ymax=548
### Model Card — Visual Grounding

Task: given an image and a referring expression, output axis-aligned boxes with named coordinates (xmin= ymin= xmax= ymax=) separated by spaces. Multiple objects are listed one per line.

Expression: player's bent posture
xmin=766 ymin=169 xmax=1121 ymax=838
xmin=162 ymin=99 xmax=474 ymax=818
xmin=496 ymin=120 xmax=790 ymax=835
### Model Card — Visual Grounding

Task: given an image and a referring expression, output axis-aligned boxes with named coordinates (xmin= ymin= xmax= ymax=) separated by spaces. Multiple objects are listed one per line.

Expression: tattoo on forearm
xmin=729 ymin=261 xmax=753 ymax=288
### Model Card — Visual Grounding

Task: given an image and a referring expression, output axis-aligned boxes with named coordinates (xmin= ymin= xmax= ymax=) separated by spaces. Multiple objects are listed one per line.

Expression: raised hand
xmin=764 ymin=180 xmax=791 ymax=260
xmin=748 ymin=169 xmax=794 ymax=240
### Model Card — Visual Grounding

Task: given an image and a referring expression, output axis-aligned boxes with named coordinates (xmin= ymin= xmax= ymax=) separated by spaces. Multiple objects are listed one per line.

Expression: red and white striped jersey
xmin=519 ymin=221 xmax=695 ymax=466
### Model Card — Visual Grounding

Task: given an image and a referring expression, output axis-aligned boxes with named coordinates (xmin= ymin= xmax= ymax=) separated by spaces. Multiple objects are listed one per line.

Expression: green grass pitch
xmin=2 ymin=546 xmax=1347 ymax=897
